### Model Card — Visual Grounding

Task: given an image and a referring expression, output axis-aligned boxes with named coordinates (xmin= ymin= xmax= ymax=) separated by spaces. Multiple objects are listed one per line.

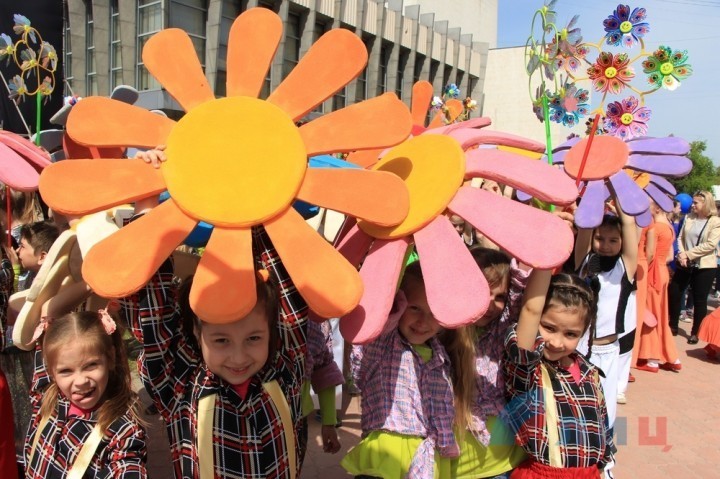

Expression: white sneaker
xmin=616 ymin=392 xmax=627 ymax=404
xmin=679 ymin=313 xmax=692 ymax=323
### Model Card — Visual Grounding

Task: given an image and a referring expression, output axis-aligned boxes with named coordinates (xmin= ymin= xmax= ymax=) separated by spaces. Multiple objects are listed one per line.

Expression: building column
xmin=118 ymin=0 xmax=137 ymax=89
xmin=205 ymin=0 xmax=223 ymax=93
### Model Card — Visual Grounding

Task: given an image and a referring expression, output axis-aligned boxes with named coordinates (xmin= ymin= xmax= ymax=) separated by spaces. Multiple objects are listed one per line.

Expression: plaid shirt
xmin=305 ymin=320 xmax=343 ymax=391
xmin=502 ymin=325 xmax=613 ymax=469
xmin=122 ymin=227 xmax=307 ymax=479
xmin=470 ymin=262 xmax=528 ymax=446
xmin=351 ymin=330 xmax=459 ymax=479
xmin=24 ymin=347 xmax=147 ymax=479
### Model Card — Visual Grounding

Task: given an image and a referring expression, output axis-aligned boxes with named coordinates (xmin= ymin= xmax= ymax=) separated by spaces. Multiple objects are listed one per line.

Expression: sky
xmin=497 ymin=0 xmax=720 ymax=164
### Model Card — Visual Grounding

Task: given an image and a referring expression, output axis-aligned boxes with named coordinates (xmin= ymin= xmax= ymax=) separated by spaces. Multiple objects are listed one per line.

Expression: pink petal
xmin=449 ymin=187 xmax=574 ymax=268
xmin=0 ymin=142 xmax=41 ymax=191
xmin=337 ymin=223 xmax=375 ymax=268
xmin=465 ymin=148 xmax=578 ymax=205
xmin=414 ymin=216 xmax=489 ymax=327
xmin=447 ymin=129 xmax=546 ymax=152
xmin=340 ymin=237 xmax=411 ymax=344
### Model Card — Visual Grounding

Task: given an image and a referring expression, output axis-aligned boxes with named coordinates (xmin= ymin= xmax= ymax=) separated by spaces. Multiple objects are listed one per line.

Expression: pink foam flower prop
xmin=0 ymin=130 xmax=52 ymax=191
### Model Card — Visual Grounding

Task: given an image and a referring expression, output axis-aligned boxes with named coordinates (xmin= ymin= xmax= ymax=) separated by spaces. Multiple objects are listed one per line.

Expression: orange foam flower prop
xmin=39 ymin=8 xmax=412 ymax=323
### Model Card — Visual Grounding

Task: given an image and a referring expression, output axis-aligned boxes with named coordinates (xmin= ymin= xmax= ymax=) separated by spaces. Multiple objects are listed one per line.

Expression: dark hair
xmin=42 ymin=311 xmax=140 ymax=431
xmin=179 ymin=271 xmax=280 ymax=367
xmin=469 ymin=247 xmax=511 ymax=288
xmin=544 ymin=273 xmax=598 ymax=359
xmin=19 ymin=220 xmax=60 ymax=255
xmin=597 ymin=214 xmax=622 ymax=233
xmin=399 ymin=260 xmax=424 ymax=292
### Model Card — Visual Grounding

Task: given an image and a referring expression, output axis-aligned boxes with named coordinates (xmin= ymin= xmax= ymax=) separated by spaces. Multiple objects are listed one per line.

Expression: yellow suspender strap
xmin=196 ymin=381 xmax=296 ymax=479
xmin=30 ymin=414 xmax=104 ymax=479
xmin=263 ymin=380 xmax=296 ymax=479
xmin=198 ymin=394 xmax=216 ymax=479
xmin=540 ymin=364 xmax=563 ymax=467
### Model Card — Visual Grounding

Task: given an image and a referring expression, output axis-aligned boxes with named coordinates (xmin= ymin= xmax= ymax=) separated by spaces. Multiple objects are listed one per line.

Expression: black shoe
xmin=687 ymin=335 xmax=699 ymax=345
xmin=670 ymin=328 xmax=678 ymax=336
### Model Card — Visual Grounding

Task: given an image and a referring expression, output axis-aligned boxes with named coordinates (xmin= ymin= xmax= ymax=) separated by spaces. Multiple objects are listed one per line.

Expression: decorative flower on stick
xmin=38 ymin=8 xmax=415 ymax=324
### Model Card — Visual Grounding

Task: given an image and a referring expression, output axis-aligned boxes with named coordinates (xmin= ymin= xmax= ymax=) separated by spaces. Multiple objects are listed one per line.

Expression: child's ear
xmin=37 ymin=250 xmax=48 ymax=265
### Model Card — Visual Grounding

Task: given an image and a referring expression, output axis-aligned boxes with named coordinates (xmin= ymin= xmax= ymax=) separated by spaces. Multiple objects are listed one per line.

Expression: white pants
xmin=587 ymin=340 xmax=620 ymax=429
xmin=617 ymin=349 xmax=632 ymax=395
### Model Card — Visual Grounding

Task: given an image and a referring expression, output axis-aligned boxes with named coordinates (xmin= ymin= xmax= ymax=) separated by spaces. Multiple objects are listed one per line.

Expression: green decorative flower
xmin=642 ymin=46 xmax=692 ymax=91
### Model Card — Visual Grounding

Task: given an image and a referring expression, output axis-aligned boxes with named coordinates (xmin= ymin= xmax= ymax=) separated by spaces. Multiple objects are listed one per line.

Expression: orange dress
xmin=637 ymin=222 xmax=679 ymax=364
xmin=698 ymin=309 xmax=720 ymax=347
xmin=632 ymin=227 xmax=650 ymax=367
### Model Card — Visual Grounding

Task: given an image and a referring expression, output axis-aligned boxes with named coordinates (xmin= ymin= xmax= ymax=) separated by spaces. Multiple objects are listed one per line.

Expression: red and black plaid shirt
xmin=24 ymin=347 xmax=147 ymax=479
xmin=123 ymin=227 xmax=308 ymax=479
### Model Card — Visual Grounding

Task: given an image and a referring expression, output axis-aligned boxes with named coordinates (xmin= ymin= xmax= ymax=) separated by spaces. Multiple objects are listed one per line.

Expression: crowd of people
xmin=1 ymin=159 xmax=719 ymax=479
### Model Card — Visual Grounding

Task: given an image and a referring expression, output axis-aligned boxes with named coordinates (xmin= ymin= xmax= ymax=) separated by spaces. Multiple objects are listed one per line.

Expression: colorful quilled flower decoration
xmin=604 ymin=95 xmax=651 ymax=140
xmin=587 ymin=51 xmax=634 ymax=94
xmin=38 ymin=8 xmax=415 ymax=324
xmin=642 ymin=46 xmax=692 ymax=91
xmin=0 ymin=130 xmax=51 ymax=191
xmin=547 ymin=135 xmax=691 ymax=228
xmin=603 ymin=4 xmax=649 ymax=48
xmin=0 ymin=14 xmax=57 ymax=105
xmin=338 ymin=81 xmax=578 ymax=344
xmin=548 ymin=81 xmax=589 ymax=127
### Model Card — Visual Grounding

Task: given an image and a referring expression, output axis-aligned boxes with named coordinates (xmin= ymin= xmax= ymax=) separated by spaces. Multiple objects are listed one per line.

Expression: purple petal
xmin=516 ymin=190 xmax=533 ymax=202
xmin=649 ymin=175 xmax=677 ymax=196
xmin=645 ymin=183 xmax=674 ymax=211
xmin=635 ymin=209 xmax=652 ymax=227
xmin=575 ymin=180 xmax=608 ymax=229
xmin=628 ymin=137 xmax=690 ymax=155
xmin=627 ymin=154 xmax=693 ymax=176
xmin=608 ymin=172 xmax=650 ymax=215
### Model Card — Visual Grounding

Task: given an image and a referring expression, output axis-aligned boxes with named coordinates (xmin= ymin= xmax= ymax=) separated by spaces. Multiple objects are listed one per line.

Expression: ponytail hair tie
xmin=98 ymin=308 xmax=117 ymax=335
xmin=256 ymin=269 xmax=270 ymax=283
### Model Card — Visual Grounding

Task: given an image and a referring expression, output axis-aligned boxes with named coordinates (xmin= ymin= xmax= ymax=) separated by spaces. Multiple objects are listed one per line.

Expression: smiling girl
xmin=342 ymin=261 xmax=465 ymax=479
xmin=24 ymin=311 xmax=147 ymax=479
xmin=502 ymin=271 xmax=612 ymax=479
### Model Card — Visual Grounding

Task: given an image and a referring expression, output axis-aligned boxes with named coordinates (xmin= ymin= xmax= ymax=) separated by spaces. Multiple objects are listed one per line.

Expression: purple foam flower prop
xmin=605 ymin=96 xmax=651 ymax=140
xmin=604 ymin=4 xmax=649 ymax=48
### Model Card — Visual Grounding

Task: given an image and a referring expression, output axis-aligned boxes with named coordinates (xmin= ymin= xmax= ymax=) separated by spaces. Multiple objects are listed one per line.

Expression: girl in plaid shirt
xmin=503 ymin=271 xmax=613 ymax=479
xmin=24 ymin=310 xmax=147 ymax=479
xmin=342 ymin=261 xmax=462 ymax=479
xmin=124 ymin=226 xmax=307 ymax=479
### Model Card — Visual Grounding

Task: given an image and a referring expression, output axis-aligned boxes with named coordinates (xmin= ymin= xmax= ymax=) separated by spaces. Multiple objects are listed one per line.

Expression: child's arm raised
xmin=515 ymin=269 xmax=552 ymax=351
xmin=609 ymin=200 xmax=638 ymax=280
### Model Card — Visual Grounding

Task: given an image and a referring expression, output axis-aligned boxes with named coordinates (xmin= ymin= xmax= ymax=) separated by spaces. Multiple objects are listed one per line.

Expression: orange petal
xmin=411 ymin=81 xmax=433 ymax=126
xmin=67 ymin=97 xmax=175 ymax=148
xmin=82 ymin=200 xmax=197 ymax=297
xmin=346 ymin=149 xmax=382 ymax=169
xmin=191 ymin=227 xmax=256 ymax=323
xmin=268 ymin=29 xmax=367 ymax=120
xmin=296 ymin=168 xmax=409 ymax=226
xmin=142 ymin=29 xmax=215 ymax=112
xmin=299 ymin=93 xmax=412 ymax=156
xmin=264 ymin=208 xmax=363 ymax=318
xmin=226 ymin=8 xmax=282 ymax=97
xmin=39 ymin=158 xmax=166 ymax=215
xmin=427 ymin=99 xmax=463 ymax=129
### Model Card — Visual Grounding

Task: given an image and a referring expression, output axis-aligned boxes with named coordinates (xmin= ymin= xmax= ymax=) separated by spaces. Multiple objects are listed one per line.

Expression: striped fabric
xmin=470 ymin=263 xmax=529 ymax=446
xmin=305 ymin=320 xmax=343 ymax=391
xmin=122 ymin=226 xmax=308 ymax=479
xmin=23 ymin=347 xmax=147 ymax=479
xmin=351 ymin=330 xmax=459 ymax=478
xmin=502 ymin=325 xmax=614 ymax=470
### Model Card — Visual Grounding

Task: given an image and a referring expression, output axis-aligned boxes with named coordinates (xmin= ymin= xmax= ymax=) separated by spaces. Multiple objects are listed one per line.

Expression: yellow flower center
xmin=164 ymin=97 xmax=306 ymax=227
xmin=358 ymin=135 xmax=465 ymax=240
xmin=620 ymin=113 xmax=634 ymax=125
xmin=619 ymin=21 xmax=633 ymax=34
xmin=604 ymin=66 xmax=618 ymax=79
xmin=660 ymin=62 xmax=674 ymax=75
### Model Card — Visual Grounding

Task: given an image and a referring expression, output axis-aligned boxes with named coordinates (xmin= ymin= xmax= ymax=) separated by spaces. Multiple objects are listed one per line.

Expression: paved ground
xmin=137 ymin=310 xmax=720 ymax=478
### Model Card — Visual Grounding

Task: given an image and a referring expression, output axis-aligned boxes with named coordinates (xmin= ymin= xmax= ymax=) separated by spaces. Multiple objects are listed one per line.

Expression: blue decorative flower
xmin=547 ymin=82 xmax=589 ymax=127
xmin=603 ymin=4 xmax=649 ymax=48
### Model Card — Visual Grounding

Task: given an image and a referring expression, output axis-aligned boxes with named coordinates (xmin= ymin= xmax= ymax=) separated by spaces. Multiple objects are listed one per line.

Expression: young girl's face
xmin=398 ymin=278 xmax=442 ymax=345
xmin=538 ymin=304 xmax=586 ymax=366
xmin=197 ymin=302 xmax=270 ymax=385
xmin=592 ymin=225 xmax=622 ymax=257
xmin=52 ymin=340 xmax=110 ymax=410
xmin=475 ymin=279 xmax=509 ymax=327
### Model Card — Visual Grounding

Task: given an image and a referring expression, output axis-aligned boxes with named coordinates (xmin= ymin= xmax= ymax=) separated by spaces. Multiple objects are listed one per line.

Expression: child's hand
xmin=320 ymin=424 xmax=341 ymax=454
xmin=2 ymin=244 xmax=18 ymax=266
xmin=135 ymin=145 xmax=167 ymax=168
